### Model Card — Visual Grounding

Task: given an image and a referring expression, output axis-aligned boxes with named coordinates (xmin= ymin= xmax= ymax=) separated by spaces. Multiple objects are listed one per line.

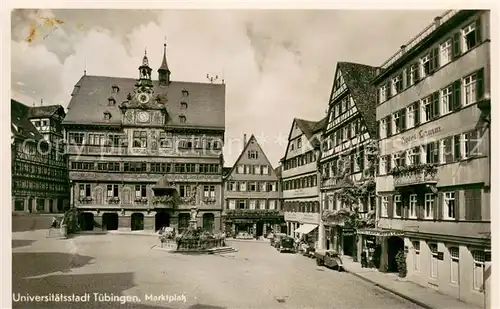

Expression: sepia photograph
xmin=8 ymin=6 xmax=493 ymax=309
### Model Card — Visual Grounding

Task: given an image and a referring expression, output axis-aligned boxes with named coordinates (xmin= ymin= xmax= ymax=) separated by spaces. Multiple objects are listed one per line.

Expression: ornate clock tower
xmin=119 ymin=49 xmax=168 ymax=126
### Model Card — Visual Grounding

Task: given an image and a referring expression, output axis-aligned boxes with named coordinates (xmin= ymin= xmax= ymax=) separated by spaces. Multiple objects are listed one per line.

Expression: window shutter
xmin=476 ymin=68 xmax=485 ymax=102
xmin=454 ymin=190 xmax=460 ymax=221
xmin=417 ymin=195 xmax=425 ymax=219
xmin=434 ymin=46 xmax=440 ymax=70
xmin=376 ymin=90 xmax=380 ymax=105
xmin=387 ymin=195 xmax=394 ymax=218
xmin=403 ymin=68 xmax=409 ymax=88
xmin=414 ymin=62 xmax=420 ymax=82
xmin=400 ymin=108 xmax=406 ymax=130
xmin=452 ymin=32 xmax=461 ymax=59
xmin=414 ymin=102 xmax=420 ymax=125
xmin=429 ymin=48 xmax=435 ymax=72
xmin=475 ymin=18 xmax=482 ymax=44
xmin=402 ymin=194 xmax=409 ymax=218
xmin=473 ymin=189 xmax=482 ymax=220
xmin=435 ymin=192 xmax=442 ymax=220
xmin=386 ymin=116 xmax=392 ymax=136
xmin=453 ymin=79 xmax=462 ymax=110
xmin=387 ymin=155 xmax=392 ymax=172
xmin=432 ymin=91 xmax=440 ymax=119
xmin=385 ymin=81 xmax=391 ymax=99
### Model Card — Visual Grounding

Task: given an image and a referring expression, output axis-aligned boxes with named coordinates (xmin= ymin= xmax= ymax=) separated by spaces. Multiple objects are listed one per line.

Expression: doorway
xmin=387 ymin=236 xmax=405 ymax=272
xmin=256 ymin=222 xmax=263 ymax=237
xmin=202 ymin=213 xmax=215 ymax=232
xmin=155 ymin=211 xmax=170 ymax=231
xmin=79 ymin=212 xmax=94 ymax=231
xmin=102 ymin=213 xmax=118 ymax=230
xmin=131 ymin=213 xmax=144 ymax=231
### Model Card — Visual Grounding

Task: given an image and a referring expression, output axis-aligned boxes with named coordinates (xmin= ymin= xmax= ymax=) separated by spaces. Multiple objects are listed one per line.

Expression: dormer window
xmin=182 ymin=89 xmax=189 ymax=97
xmin=111 ymin=85 xmax=120 ymax=94
xmin=71 ymin=85 xmax=80 ymax=96
xmin=108 ymin=97 xmax=116 ymax=106
xmin=179 ymin=115 xmax=187 ymax=123
xmin=180 ymin=102 xmax=188 ymax=109
xmin=104 ymin=112 xmax=112 ymax=120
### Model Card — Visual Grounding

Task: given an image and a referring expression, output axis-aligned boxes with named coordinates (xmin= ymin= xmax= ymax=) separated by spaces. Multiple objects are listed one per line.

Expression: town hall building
xmin=63 ymin=43 xmax=226 ymax=232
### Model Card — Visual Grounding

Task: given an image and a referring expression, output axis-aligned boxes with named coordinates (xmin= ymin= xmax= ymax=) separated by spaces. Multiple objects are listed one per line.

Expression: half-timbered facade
xmin=281 ymin=118 xmax=325 ymax=248
xmin=11 ymin=99 xmax=69 ymax=213
xmin=373 ymin=10 xmax=490 ymax=307
xmin=63 ymin=44 xmax=225 ymax=233
xmin=319 ymin=62 xmax=378 ymax=257
xmin=222 ymin=134 xmax=283 ymax=237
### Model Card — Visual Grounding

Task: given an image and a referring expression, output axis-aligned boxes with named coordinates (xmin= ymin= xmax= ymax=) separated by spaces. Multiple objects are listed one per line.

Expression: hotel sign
xmin=401 ymin=126 xmax=442 ymax=145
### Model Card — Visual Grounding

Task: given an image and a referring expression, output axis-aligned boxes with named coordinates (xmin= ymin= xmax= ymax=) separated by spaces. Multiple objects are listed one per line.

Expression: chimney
xmin=243 ymin=134 xmax=247 ymax=148
xmin=434 ymin=16 xmax=442 ymax=27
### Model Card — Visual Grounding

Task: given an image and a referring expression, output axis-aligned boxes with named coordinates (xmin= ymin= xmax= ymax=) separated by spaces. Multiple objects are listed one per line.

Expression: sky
xmin=11 ymin=8 xmax=444 ymax=168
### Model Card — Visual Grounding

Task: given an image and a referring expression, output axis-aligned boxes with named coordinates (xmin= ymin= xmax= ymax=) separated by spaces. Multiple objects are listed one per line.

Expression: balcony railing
xmin=393 ymin=170 xmax=438 ymax=187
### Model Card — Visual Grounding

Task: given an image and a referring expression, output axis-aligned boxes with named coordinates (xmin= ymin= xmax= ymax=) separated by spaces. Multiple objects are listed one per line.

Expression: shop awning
xmin=357 ymin=228 xmax=404 ymax=237
xmin=294 ymin=224 xmax=318 ymax=235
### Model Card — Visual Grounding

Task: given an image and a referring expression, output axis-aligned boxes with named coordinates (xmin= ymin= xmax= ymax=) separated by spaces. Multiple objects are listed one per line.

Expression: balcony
xmin=392 ymin=164 xmax=438 ymax=188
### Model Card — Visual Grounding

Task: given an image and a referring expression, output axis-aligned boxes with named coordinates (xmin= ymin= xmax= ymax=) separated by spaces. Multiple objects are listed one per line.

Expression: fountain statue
xmin=189 ymin=206 xmax=198 ymax=229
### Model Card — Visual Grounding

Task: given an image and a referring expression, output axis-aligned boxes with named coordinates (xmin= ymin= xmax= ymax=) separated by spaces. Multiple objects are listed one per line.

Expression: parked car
xmin=278 ymin=236 xmax=295 ymax=253
xmin=315 ymin=250 xmax=344 ymax=271
xmin=271 ymin=233 xmax=286 ymax=247
xmin=303 ymin=246 xmax=316 ymax=258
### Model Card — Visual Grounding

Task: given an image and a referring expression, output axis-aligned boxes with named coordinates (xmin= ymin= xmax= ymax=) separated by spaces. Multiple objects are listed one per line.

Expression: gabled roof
xmin=28 ymin=105 xmax=65 ymax=119
xmin=291 ymin=116 xmax=326 ymax=150
xmin=274 ymin=165 xmax=282 ymax=178
xmin=63 ymin=75 xmax=225 ymax=129
xmin=334 ymin=62 xmax=379 ymax=137
xmin=11 ymin=99 xmax=44 ymax=140
xmin=222 ymin=167 xmax=232 ymax=177
xmin=153 ymin=175 xmax=175 ymax=190
xmin=225 ymin=134 xmax=276 ymax=177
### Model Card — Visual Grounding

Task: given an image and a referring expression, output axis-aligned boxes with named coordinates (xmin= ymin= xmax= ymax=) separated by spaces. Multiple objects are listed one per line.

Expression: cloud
xmin=11 ymin=9 xmax=444 ymax=167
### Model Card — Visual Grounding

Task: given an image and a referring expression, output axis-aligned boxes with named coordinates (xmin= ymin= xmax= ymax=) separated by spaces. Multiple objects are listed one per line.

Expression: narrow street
xmin=12 ymin=230 xmax=423 ymax=309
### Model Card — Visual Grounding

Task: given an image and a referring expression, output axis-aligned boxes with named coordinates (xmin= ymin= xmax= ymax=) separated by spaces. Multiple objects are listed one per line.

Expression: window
xmin=179 ymin=116 xmax=187 ymax=123
xmin=244 ymin=165 xmax=251 ymax=174
xmin=463 ymin=73 xmax=477 ymax=106
xmin=249 ymin=182 xmax=257 ymax=192
xmin=413 ymin=241 xmax=421 ymax=272
xmin=203 ymin=185 xmax=215 ymax=199
xmin=180 ymin=102 xmax=188 ymax=109
xmin=391 ymin=74 xmax=403 ymax=95
xmin=421 ymin=96 xmax=432 ymax=123
xmin=34 ymin=121 xmax=41 ymax=127
xmin=237 ymin=165 xmax=244 ymax=174
xmin=472 ymin=250 xmax=485 ymax=291
xmin=465 ymin=130 xmax=481 ymax=158
xmin=297 ymin=137 xmax=302 ymax=149
xmin=269 ymin=200 xmax=276 ymax=210
xmin=379 ymin=85 xmax=387 ymax=103
xmin=42 ymin=120 xmax=48 ymax=126
xmin=379 ymin=118 xmax=387 ymax=139
xmin=107 ymin=184 xmax=119 ymax=197
xmin=381 ymin=196 xmax=389 ymax=217
xmin=259 ymin=200 xmax=266 ymax=210
xmin=425 ymin=142 xmax=439 ymax=164
xmin=406 ymin=105 xmax=415 ymax=129
xmin=409 ymin=194 xmax=417 ymax=218
xmin=135 ymin=185 xmax=147 ymax=198
xmin=124 ymin=162 xmax=146 ymax=172
xmin=290 ymin=144 xmax=294 ymax=151
xmin=425 ymin=193 xmax=434 ymax=219
xmin=441 ymin=85 xmax=453 ymax=115
xmin=262 ymin=165 xmax=269 ymax=175
xmin=442 ymin=137 xmax=453 ymax=163
xmin=429 ymin=243 xmax=438 ymax=279
xmin=229 ymin=200 xmax=236 ymax=210
xmin=453 ymin=134 xmax=462 ymax=161
xmin=159 ymin=132 xmax=172 ymax=148
xmin=408 ymin=63 xmax=419 ymax=86
xmin=443 ymin=192 xmax=456 ymax=220
xmin=393 ymin=111 xmax=401 ymax=134
xmin=393 ymin=152 xmax=405 ymax=167
xmin=133 ymin=131 xmax=147 ymax=148
xmin=421 ymin=54 xmax=431 ymax=77
xmin=440 ymin=39 xmax=452 ymax=66
xmin=379 ymin=156 xmax=387 ymax=175
xmin=449 ymin=247 xmax=459 ymax=284
xmin=393 ymin=195 xmax=402 ymax=217
xmin=239 ymin=182 xmax=246 ymax=192
xmin=248 ymin=150 xmax=258 ymax=159
xmin=267 ymin=182 xmax=276 ymax=192
xmin=108 ymin=134 xmax=121 ymax=147
xmin=464 ymin=188 xmax=482 ymax=221
xmin=69 ymin=132 xmax=84 ymax=145
xmin=238 ymin=200 xmax=246 ymax=209
xmin=408 ymin=146 xmax=421 ymax=165
xmin=79 ymin=184 xmax=91 ymax=197
xmin=463 ymin=22 xmax=479 ymax=52
xmin=249 ymin=200 xmax=256 ymax=210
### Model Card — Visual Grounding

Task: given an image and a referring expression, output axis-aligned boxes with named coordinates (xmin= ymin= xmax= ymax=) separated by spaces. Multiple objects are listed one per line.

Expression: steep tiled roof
xmin=28 ymin=105 xmax=64 ymax=119
xmin=11 ymin=99 xmax=44 ymax=141
xmin=63 ymin=75 xmax=225 ymax=128
xmin=274 ymin=165 xmax=282 ymax=178
xmin=336 ymin=62 xmax=379 ymax=137
xmin=222 ymin=167 xmax=232 ymax=178
xmin=295 ymin=116 xmax=326 ymax=149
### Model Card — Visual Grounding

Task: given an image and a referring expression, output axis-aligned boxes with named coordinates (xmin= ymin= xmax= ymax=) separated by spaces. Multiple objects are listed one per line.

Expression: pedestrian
xmin=47 ymin=217 xmax=58 ymax=237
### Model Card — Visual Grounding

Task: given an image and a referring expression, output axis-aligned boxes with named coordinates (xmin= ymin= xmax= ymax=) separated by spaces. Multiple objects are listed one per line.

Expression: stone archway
xmin=387 ymin=236 xmax=405 ymax=272
xmin=79 ymin=212 xmax=94 ymax=231
xmin=202 ymin=213 xmax=215 ymax=232
xmin=155 ymin=211 xmax=170 ymax=231
xmin=131 ymin=213 xmax=144 ymax=231
xmin=102 ymin=213 xmax=118 ymax=230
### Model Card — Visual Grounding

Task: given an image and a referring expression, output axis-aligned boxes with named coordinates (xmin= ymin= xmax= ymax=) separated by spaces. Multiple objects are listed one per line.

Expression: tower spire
xmin=158 ymin=36 xmax=171 ymax=85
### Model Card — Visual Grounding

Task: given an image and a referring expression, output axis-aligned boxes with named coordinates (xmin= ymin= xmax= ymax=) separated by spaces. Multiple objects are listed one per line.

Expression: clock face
xmin=137 ymin=111 xmax=150 ymax=123
xmin=138 ymin=93 xmax=150 ymax=104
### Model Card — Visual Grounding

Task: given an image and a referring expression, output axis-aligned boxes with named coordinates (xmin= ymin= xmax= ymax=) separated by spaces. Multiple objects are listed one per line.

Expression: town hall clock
xmin=137 ymin=93 xmax=150 ymax=104
xmin=137 ymin=111 xmax=150 ymax=123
